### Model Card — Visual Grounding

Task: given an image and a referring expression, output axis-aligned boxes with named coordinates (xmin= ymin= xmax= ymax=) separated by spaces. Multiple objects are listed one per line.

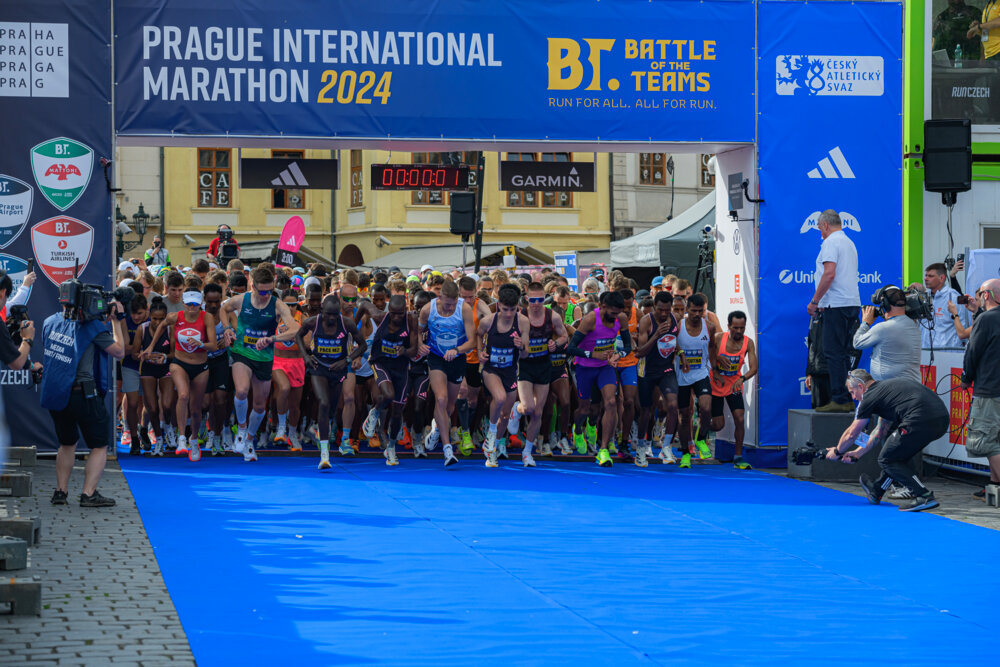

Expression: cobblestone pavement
xmin=0 ymin=457 xmax=194 ymax=666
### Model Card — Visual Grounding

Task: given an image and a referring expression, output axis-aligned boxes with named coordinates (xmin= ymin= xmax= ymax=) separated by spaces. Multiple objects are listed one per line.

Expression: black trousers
xmin=875 ymin=417 xmax=949 ymax=497
xmin=821 ymin=306 xmax=859 ymax=404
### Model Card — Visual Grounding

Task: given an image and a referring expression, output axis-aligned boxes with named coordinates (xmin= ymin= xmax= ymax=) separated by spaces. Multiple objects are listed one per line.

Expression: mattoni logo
xmin=30 ymin=137 xmax=93 ymax=211
xmin=776 ymin=55 xmax=884 ymax=97
xmin=779 ymin=268 xmax=883 ymax=285
xmin=799 ymin=211 xmax=861 ymax=234
xmin=807 ymin=147 xmax=855 ymax=179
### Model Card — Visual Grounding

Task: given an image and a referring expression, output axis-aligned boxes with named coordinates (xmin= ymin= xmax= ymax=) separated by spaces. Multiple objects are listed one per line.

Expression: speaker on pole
xmin=923 ymin=119 xmax=972 ymax=194
xmin=450 ymin=192 xmax=477 ymax=236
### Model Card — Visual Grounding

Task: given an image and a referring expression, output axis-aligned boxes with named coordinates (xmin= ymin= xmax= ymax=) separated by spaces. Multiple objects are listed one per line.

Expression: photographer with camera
xmin=0 ymin=270 xmax=39 ymax=374
xmin=207 ymin=224 xmax=239 ymax=264
xmin=144 ymin=235 xmax=170 ymax=267
xmin=825 ymin=369 xmax=947 ymax=512
xmin=40 ymin=278 xmax=130 ymax=507
xmin=853 ymin=286 xmax=921 ymax=383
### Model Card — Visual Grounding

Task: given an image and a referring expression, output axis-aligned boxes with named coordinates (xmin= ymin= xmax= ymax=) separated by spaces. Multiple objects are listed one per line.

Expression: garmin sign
xmin=499 ymin=161 xmax=595 ymax=192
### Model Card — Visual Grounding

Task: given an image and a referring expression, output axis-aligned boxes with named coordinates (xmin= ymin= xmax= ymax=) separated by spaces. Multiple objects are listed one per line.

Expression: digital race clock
xmin=370 ymin=164 xmax=470 ymax=190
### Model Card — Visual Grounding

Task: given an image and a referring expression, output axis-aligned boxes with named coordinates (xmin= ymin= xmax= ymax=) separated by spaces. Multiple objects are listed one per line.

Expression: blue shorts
xmin=575 ymin=364 xmax=617 ymax=401
xmin=617 ymin=364 xmax=638 ymax=387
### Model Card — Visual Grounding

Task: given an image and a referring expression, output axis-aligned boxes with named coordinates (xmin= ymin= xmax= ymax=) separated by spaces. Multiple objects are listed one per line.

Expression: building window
xmin=410 ymin=151 xmax=479 ymax=205
xmin=350 ymin=150 xmax=363 ymax=207
xmin=700 ymin=154 xmax=716 ymax=188
xmin=639 ymin=153 xmax=667 ymax=186
xmin=271 ymin=150 xmax=305 ymax=209
xmin=985 ymin=226 xmax=1000 ymax=249
xmin=505 ymin=152 xmax=574 ymax=207
xmin=198 ymin=148 xmax=231 ymax=208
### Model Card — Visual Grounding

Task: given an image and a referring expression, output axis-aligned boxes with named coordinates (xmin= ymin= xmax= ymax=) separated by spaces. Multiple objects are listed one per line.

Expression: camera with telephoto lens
xmin=6 ymin=304 xmax=28 ymax=344
xmin=791 ymin=441 xmax=829 ymax=465
xmin=871 ymin=284 xmax=932 ymax=321
xmin=217 ymin=227 xmax=239 ymax=261
xmin=58 ymin=278 xmax=134 ymax=322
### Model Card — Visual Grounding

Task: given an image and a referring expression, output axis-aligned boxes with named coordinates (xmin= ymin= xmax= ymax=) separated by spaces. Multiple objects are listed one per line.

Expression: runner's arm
xmin=272 ymin=300 xmax=299 ymax=343
xmin=405 ymin=313 xmax=421 ymax=359
xmin=617 ymin=313 xmax=632 ymax=355
xmin=635 ymin=317 xmax=656 ymax=357
xmin=552 ymin=316 xmax=568 ymax=348
xmin=204 ymin=312 xmax=218 ymax=352
xmin=475 ymin=315 xmax=490 ymax=362
xmin=455 ymin=303 xmax=477 ymax=355
xmin=566 ymin=312 xmax=595 ymax=358
xmin=296 ymin=316 xmax=317 ymax=361
xmin=742 ymin=338 xmax=758 ymax=383
xmin=344 ymin=316 xmax=367 ymax=361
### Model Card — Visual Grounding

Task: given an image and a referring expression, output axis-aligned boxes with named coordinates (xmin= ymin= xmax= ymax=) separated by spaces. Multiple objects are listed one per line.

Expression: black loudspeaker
xmin=449 ymin=192 xmax=476 ymax=236
xmin=923 ymin=119 xmax=972 ymax=194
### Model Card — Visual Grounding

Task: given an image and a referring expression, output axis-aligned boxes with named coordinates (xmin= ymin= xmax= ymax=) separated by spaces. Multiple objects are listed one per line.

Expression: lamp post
xmin=132 ymin=203 xmax=150 ymax=245
xmin=115 ymin=204 xmax=129 ymax=261
xmin=666 ymin=156 xmax=675 ymax=221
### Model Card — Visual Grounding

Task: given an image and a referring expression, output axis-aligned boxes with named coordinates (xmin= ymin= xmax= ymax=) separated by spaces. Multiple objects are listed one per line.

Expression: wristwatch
xmin=951 ymin=314 xmax=959 ymax=320
xmin=22 ymin=338 xmax=33 ymax=347
xmin=584 ymin=350 xmax=591 ymax=358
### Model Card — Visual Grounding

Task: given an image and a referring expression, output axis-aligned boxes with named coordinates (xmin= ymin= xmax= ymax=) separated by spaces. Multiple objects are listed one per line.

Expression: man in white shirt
xmin=922 ymin=262 xmax=970 ymax=349
xmin=806 ymin=210 xmax=860 ymax=413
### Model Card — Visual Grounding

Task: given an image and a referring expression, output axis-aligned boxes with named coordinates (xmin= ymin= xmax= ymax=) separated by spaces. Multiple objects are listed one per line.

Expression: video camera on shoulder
xmin=871 ymin=284 xmax=932 ymax=321
xmin=216 ymin=225 xmax=239 ymax=262
xmin=58 ymin=261 xmax=134 ymax=322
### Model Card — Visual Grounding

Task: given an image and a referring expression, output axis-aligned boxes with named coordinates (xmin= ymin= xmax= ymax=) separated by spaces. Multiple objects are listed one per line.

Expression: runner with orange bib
xmin=710 ymin=310 xmax=758 ymax=470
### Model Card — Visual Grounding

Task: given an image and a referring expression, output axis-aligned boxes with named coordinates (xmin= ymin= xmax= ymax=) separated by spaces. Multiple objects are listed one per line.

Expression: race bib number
xmin=489 ymin=347 xmax=515 ymax=368
xmin=528 ymin=337 xmax=548 ymax=357
xmin=317 ymin=344 xmax=342 ymax=357
xmin=594 ymin=337 xmax=614 ymax=354
xmin=682 ymin=349 xmax=703 ymax=369
xmin=381 ymin=341 xmax=402 ymax=357
xmin=716 ymin=356 xmax=740 ymax=376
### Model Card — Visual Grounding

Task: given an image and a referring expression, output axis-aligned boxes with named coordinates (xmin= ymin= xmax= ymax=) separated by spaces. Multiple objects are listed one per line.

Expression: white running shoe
xmin=484 ymin=428 xmax=497 ymax=454
xmin=634 ymin=447 xmax=648 ymax=468
xmin=384 ymin=442 xmax=399 ymax=466
xmin=308 ymin=422 xmax=321 ymax=445
xmin=318 ymin=442 xmax=331 ymax=470
xmin=522 ymin=452 xmax=536 ymax=467
xmin=175 ymin=435 xmax=189 ymax=456
xmin=207 ymin=432 xmax=222 ymax=456
xmin=189 ymin=438 xmax=202 ymax=462
xmin=273 ymin=424 xmax=288 ymax=446
xmin=426 ymin=423 xmax=440 ymax=451
xmin=485 ymin=448 xmax=498 ymax=468
xmin=233 ymin=428 xmax=247 ymax=454
xmin=659 ymin=446 xmax=676 ymax=464
xmin=652 ymin=421 xmax=665 ymax=448
xmin=152 ymin=436 xmax=164 ymax=457
xmin=507 ymin=402 xmax=522 ymax=435
xmin=498 ymin=439 xmax=508 ymax=459
xmin=450 ymin=426 xmax=460 ymax=446
xmin=558 ymin=437 xmax=573 ymax=456
xmin=243 ymin=443 xmax=257 ymax=462
xmin=412 ymin=433 xmax=427 ymax=458
xmin=164 ymin=424 xmax=178 ymax=451
xmin=222 ymin=428 xmax=234 ymax=452
xmin=363 ymin=407 xmax=380 ymax=439
xmin=443 ymin=444 xmax=459 ymax=467
xmin=288 ymin=430 xmax=302 ymax=452
xmin=537 ymin=439 xmax=553 ymax=456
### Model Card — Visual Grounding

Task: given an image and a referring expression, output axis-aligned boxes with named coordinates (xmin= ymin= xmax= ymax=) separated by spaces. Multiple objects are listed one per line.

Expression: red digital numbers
xmin=371 ymin=164 xmax=467 ymax=190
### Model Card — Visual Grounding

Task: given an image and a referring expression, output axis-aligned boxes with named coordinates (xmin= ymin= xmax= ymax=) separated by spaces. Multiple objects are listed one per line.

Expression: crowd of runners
xmin=113 ymin=258 xmax=757 ymax=470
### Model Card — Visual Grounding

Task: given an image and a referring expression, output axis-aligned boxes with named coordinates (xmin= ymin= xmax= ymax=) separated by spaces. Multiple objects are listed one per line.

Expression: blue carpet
xmin=120 ymin=457 xmax=1000 ymax=665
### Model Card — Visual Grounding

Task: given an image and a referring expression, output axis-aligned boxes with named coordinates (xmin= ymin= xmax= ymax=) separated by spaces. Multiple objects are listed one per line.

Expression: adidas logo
xmin=271 ymin=162 xmax=310 ymax=187
xmin=807 ymin=146 xmax=855 ymax=179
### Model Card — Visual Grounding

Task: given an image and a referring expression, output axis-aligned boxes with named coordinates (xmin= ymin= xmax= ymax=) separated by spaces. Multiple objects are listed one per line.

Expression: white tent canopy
xmin=610 ymin=193 xmax=716 ymax=268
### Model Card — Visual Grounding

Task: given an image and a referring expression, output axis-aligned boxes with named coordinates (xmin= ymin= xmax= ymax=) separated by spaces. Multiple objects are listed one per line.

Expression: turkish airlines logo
xmin=30 ymin=215 xmax=93 ymax=285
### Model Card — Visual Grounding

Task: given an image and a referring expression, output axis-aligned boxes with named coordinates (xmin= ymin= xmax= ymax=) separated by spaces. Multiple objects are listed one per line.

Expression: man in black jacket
xmin=962 ymin=279 xmax=1000 ymax=487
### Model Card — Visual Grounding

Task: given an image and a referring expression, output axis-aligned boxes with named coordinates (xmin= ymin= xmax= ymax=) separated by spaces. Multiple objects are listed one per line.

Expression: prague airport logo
xmin=0 ymin=254 xmax=30 ymax=293
xmin=30 ymin=215 xmax=94 ymax=286
xmin=776 ymin=56 xmax=884 ymax=96
xmin=799 ymin=211 xmax=861 ymax=234
xmin=0 ymin=174 xmax=33 ymax=249
xmin=30 ymin=137 xmax=93 ymax=211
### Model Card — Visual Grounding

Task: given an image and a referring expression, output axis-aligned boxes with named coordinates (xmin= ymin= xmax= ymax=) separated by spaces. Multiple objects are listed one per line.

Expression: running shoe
xmin=80 ymin=491 xmax=116 ymax=508
xmin=208 ymin=433 xmax=223 ymax=456
xmin=858 ymin=474 xmax=882 ymax=505
xmin=974 ymin=487 xmax=986 ymax=500
xmin=121 ymin=429 xmax=132 ymax=448
xmin=733 ymin=455 xmax=752 ymax=470
xmin=522 ymin=452 xmax=536 ymax=467
xmin=885 ymin=484 xmax=915 ymax=500
xmin=596 ymin=448 xmax=612 ymax=467
xmin=459 ymin=430 xmax=474 ymax=456
xmin=384 ymin=442 xmax=399 ymax=466
xmin=679 ymin=453 xmax=691 ymax=469
xmin=537 ymin=439 xmax=553 ymax=457
xmin=152 ymin=436 xmax=164 ymax=457
xmin=558 ymin=436 xmax=573 ymax=456
xmin=318 ymin=442 xmax=331 ymax=470
xmin=243 ymin=443 xmax=258 ymax=462
xmin=634 ymin=447 xmax=648 ymax=468
xmin=695 ymin=440 xmax=712 ymax=460
xmin=307 ymin=422 xmax=321 ymax=445
xmin=573 ymin=426 xmax=587 ymax=454
xmin=608 ymin=440 xmax=619 ymax=455
xmin=273 ymin=424 xmax=289 ymax=447
xmin=630 ymin=422 xmax=639 ymax=445
xmin=233 ymin=428 xmax=248 ymax=455
xmin=426 ymin=423 xmax=440 ymax=451
xmin=443 ymin=444 xmax=459 ymax=467
xmin=659 ymin=446 xmax=676 ymax=464
xmin=288 ymin=430 xmax=303 ymax=452
xmin=175 ymin=435 xmax=190 ymax=457
xmin=585 ymin=422 xmax=597 ymax=449
xmin=507 ymin=401 xmax=522 ymax=436
xmin=652 ymin=421 xmax=665 ymax=448
xmin=189 ymin=439 xmax=202 ymax=462
xmin=139 ymin=429 xmax=152 ymax=453
xmin=164 ymin=424 xmax=178 ymax=451
xmin=899 ymin=493 xmax=939 ymax=512
xmin=484 ymin=427 xmax=497 ymax=455
xmin=497 ymin=437 xmax=508 ymax=459
xmin=222 ymin=428 xmax=235 ymax=452
xmin=339 ymin=437 xmax=354 ymax=456
xmin=363 ymin=407 xmax=380 ymax=439
xmin=51 ymin=489 xmax=68 ymax=505
xmin=412 ymin=433 xmax=427 ymax=458
xmin=485 ymin=448 xmax=499 ymax=468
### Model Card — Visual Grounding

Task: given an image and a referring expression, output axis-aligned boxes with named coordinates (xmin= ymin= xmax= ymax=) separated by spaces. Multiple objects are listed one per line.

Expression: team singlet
xmin=234 ymin=294 xmax=279 ymax=362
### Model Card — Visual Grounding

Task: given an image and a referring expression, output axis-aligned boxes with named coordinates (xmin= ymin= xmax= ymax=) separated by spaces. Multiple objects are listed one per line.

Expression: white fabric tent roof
xmin=610 ymin=193 xmax=716 ymax=268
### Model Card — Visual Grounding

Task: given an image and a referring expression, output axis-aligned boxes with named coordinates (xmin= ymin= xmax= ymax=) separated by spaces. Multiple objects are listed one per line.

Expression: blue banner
xmin=113 ymin=0 xmax=755 ymax=144
xmin=757 ymin=1 xmax=902 ymax=447
xmin=0 ymin=0 xmax=114 ymax=450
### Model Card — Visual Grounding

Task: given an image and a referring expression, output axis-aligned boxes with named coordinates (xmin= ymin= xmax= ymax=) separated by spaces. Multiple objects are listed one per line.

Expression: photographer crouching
xmin=825 ymin=369 xmax=948 ymax=512
xmin=40 ymin=277 xmax=131 ymax=508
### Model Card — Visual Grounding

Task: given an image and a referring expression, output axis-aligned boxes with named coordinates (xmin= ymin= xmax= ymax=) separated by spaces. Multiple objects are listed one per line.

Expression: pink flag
xmin=276 ymin=215 xmax=305 ymax=267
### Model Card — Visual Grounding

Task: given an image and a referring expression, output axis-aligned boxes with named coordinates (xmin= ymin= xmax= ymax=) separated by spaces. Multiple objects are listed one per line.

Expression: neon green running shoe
xmin=573 ymin=427 xmax=587 ymax=454
xmin=585 ymin=422 xmax=597 ymax=448
xmin=695 ymin=440 xmax=712 ymax=459
xmin=458 ymin=430 xmax=474 ymax=456
xmin=733 ymin=455 xmax=752 ymax=470
xmin=608 ymin=442 xmax=619 ymax=455
xmin=596 ymin=448 xmax=612 ymax=467
xmin=680 ymin=453 xmax=692 ymax=469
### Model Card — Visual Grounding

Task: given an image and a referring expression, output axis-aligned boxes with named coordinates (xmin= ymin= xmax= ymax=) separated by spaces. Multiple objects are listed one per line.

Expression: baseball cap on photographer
xmin=117 ymin=261 xmax=137 ymax=277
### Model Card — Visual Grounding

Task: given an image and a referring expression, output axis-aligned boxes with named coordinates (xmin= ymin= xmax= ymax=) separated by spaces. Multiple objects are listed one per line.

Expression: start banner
xmin=113 ymin=0 xmax=756 ymax=145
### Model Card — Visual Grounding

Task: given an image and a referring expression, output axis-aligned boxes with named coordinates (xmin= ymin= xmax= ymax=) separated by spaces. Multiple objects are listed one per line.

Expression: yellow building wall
xmin=335 ymin=151 xmax=611 ymax=266
xmin=162 ymin=147 xmax=334 ymax=266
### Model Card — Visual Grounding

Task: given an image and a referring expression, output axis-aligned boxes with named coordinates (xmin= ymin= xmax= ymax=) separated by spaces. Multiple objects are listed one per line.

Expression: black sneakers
xmin=974 ymin=488 xmax=986 ymax=500
xmin=899 ymin=493 xmax=939 ymax=512
xmin=79 ymin=491 xmax=116 ymax=508
xmin=50 ymin=489 xmax=68 ymax=505
xmin=858 ymin=474 xmax=883 ymax=505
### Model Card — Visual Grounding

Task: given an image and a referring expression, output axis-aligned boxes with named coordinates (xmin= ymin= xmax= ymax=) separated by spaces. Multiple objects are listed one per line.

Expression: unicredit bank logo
xmin=779 ymin=269 xmax=882 ymax=285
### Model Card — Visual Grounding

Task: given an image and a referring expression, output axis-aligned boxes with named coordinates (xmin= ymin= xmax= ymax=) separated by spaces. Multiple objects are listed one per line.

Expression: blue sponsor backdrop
xmin=113 ymin=0 xmax=756 ymax=144
xmin=0 ymin=0 xmax=113 ymax=450
xmin=758 ymin=1 xmax=902 ymax=447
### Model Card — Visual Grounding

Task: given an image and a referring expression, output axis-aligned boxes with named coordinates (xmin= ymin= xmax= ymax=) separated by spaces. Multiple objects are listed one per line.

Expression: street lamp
xmin=666 ymin=156 xmax=675 ymax=221
xmin=132 ymin=203 xmax=150 ymax=242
